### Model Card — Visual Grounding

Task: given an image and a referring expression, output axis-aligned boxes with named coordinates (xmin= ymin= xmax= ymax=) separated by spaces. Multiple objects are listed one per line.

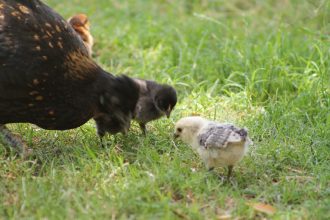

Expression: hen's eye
xmin=177 ymin=128 xmax=182 ymax=132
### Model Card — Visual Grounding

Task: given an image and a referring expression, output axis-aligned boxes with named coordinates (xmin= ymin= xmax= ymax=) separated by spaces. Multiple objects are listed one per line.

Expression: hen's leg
xmin=0 ymin=124 xmax=31 ymax=157
xmin=99 ymin=136 xmax=105 ymax=148
xmin=139 ymin=123 xmax=147 ymax=136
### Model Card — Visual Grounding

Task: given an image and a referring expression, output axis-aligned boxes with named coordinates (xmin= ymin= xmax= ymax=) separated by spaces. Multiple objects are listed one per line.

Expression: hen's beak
xmin=166 ymin=108 xmax=172 ymax=118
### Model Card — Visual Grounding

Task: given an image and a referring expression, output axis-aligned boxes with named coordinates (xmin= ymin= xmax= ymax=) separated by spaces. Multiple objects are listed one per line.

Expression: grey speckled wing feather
xmin=198 ymin=124 xmax=247 ymax=149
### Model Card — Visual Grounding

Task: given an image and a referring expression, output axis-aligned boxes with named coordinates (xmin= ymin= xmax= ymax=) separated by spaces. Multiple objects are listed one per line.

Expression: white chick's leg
xmin=227 ymin=165 xmax=234 ymax=180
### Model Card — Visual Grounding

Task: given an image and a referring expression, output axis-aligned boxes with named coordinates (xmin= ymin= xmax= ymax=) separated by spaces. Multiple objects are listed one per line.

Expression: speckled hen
xmin=0 ymin=0 xmax=139 ymax=155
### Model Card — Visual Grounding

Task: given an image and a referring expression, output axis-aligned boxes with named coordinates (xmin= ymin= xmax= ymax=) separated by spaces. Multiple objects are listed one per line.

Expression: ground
xmin=1 ymin=0 xmax=330 ymax=219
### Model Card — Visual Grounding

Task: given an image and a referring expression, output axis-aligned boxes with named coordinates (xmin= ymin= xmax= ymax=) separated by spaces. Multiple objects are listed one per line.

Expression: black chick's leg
xmin=96 ymin=126 xmax=106 ymax=148
xmin=0 ymin=124 xmax=31 ymax=158
xmin=139 ymin=123 xmax=147 ymax=136
xmin=100 ymin=136 xmax=105 ymax=148
xmin=227 ymin=165 xmax=234 ymax=180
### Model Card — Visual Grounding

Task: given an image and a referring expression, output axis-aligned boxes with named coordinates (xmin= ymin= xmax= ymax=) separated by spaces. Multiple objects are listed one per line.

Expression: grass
xmin=1 ymin=0 xmax=330 ymax=219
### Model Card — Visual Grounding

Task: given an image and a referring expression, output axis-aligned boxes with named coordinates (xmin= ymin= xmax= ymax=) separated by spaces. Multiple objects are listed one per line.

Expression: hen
xmin=0 ymin=0 xmax=139 ymax=155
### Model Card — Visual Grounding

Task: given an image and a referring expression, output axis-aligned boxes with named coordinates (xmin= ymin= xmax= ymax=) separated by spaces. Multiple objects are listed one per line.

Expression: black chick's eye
xmin=177 ymin=128 xmax=182 ymax=133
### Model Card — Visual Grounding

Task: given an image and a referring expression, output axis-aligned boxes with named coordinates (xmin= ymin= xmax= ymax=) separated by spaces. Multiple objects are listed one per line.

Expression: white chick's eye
xmin=177 ymin=128 xmax=182 ymax=133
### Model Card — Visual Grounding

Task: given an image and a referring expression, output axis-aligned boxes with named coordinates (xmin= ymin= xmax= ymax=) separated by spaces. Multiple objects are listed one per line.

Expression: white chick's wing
xmin=198 ymin=124 xmax=248 ymax=149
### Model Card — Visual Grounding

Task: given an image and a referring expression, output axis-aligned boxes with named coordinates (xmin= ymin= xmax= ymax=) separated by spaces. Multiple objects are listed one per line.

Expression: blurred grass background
xmin=1 ymin=0 xmax=329 ymax=219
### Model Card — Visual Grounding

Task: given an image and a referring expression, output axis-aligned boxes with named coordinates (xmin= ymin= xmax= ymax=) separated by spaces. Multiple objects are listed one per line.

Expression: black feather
xmin=94 ymin=75 xmax=139 ymax=137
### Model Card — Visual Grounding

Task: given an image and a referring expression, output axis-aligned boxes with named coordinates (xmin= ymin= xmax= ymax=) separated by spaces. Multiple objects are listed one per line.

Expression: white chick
xmin=174 ymin=116 xmax=251 ymax=179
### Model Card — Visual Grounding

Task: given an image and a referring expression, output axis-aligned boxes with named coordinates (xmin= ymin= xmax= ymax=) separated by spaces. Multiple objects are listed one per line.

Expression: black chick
xmin=133 ymin=79 xmax=177 ymax=135
xmin=0 ymin=0 xmax=139 ymax=155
